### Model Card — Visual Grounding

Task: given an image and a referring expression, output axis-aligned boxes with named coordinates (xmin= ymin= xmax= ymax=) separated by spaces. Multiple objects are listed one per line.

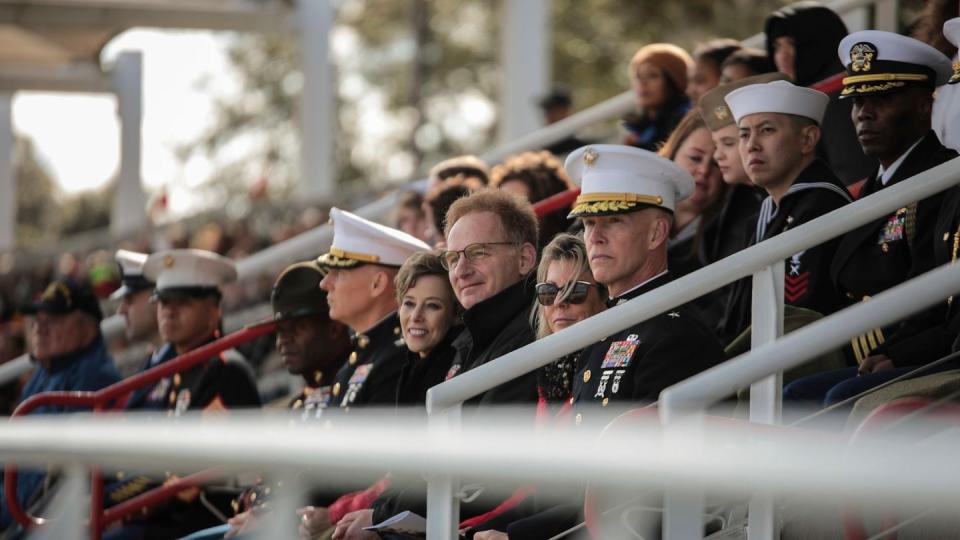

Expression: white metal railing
xmin=3 ymin=411 xmax=960 ymax=538
xmin=425 ymin=155 xmax=960 ymax=539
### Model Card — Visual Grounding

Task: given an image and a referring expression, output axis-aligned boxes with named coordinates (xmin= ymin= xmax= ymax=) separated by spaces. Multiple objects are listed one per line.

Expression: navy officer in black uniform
xmin=830 ymin=30 xmax=957 ymax=364
xmin=786 ymin=30 xmax=958 ymax=406
xmin=720 ymin=80 xmax=853 ymax=342
xmin=317 ymin=207 xmax=431 ymax=408
xmin=567 ymin=145 xmax=727 ymax=414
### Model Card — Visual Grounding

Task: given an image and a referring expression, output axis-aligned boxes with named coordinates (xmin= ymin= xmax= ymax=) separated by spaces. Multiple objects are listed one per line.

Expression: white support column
xmin=498 ymin=0 xmax=550 ymax=144
xmin=747 ymin=260 xmax=785 ymax=540
xmin=111 ymin=51 xmax=146 ymax=238
xmin=0 ymin=93 xmax=13 ymax=252
xmin=873 ymin=0 xmax=899 ymax=32
xmin=298 ymin=0 xmax=336 ymax=203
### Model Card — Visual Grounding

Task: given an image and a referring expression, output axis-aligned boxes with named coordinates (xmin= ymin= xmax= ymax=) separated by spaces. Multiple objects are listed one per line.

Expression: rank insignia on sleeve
xmin=601 ymin=335 xmax=640 ymax=369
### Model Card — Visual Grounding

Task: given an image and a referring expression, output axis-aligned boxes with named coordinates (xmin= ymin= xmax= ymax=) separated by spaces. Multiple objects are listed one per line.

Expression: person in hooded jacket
xmin=765 ymin=0 xmax=874 ymax=185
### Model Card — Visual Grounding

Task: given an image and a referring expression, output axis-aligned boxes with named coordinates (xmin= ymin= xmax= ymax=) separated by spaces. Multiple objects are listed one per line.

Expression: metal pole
xmin=660 ymin=261 xmax=960 ymax=419
xmin=110 ymin=51 xmax=147 ymax=238
xmin=426 ymin=404 xmax=462 ymax=539
xmin=498 ymin=0 xmax=550 ymax=144
xmin=0 ymin=92 xmax=14 ymax=252
xmin=298 ymin=0 xmax=336 ymax=203
xmin=661 ymin=415 xmax=706 ymax=540
xmin=873 ymin=0 xmax=899 ymax=32
xmin=748 ymin=262 xmax=784 ymax=540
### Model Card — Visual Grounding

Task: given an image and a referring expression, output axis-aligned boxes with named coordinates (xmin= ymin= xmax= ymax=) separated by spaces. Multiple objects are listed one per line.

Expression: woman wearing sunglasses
xmin=530 ymin=234 xmax=608 ymax=413
xmin=466 ymin=234 xmax=607 ymax=540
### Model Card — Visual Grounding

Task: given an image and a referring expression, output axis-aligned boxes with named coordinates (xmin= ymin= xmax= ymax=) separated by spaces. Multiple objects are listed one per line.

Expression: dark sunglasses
xmin=535 ymin=281 xmax=598 ymax=306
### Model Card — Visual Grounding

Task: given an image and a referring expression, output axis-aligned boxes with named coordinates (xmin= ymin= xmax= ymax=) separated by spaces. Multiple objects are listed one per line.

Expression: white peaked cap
xmin=564 ymin=144 xmax=694 ymax=217
xmin=143 ymin=249 xmax=237 ymax=292
xmin=317 ymin=207 xmax=431 ymax=268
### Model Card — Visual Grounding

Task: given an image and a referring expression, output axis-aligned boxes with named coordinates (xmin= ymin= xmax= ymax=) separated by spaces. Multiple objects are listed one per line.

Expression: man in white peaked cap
xmin=719 ymin=80 xmax=853 ymax=343
xmin=112 ymin=249 xmax=160 ymax=349
xmin=783 ymin=30 xmax=960 ymax=409
xmin=564 ymin=145 xmax=725 ymax=414
xmin=317 ymin=207 xmax=430 ymax=408
xmin=933 ymin=17 xmax=960 ymax=151
xmin=104 ymin=249 xmax=260 ymax=540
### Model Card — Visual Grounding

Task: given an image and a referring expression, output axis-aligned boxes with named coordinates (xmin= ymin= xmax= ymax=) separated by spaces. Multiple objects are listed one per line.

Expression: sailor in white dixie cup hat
xmin=317 ymin=208 xmax=430 ymax=408
xmin=717 ymin=80 xmax=852 ymax=342
xmin=563 ymin=144 xmax=727 ymax=418
xmin=933 ymin=18 xmax=960 ymax=151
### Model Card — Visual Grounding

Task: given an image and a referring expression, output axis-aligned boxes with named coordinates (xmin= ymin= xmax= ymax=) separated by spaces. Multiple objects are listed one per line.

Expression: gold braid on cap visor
xmin=317 ymin=247 xmax=380 ymax=268
xmin=840 ymin=73 xmax=929 ymax=95
xmin=570 ymin=192 xmax=665 ymax=215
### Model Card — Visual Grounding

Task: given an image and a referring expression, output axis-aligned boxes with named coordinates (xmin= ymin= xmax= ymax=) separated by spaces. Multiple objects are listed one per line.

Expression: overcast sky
xmin=12 ymin=29 xmax=239 ymax=213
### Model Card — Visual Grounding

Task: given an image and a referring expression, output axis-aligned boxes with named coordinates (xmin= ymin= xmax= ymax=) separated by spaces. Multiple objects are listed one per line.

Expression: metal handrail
xmin=659 ymin=262 xmax=960 ymax=420
xmin=3 ymin=321 xmax=276 ymax=539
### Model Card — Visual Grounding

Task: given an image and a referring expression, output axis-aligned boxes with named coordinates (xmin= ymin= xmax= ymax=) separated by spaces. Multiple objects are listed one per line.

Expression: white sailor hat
xmin=316 ymin=207 xmax=431 ymax=269
xmin=945 ymin=18 xmax=960 ymax=85
xmin=725 ymin=80 xmax=829 ymax=125
xmin=838 ymin=30 xmax=954 ymax=97
xmin=142 ymin=249 xmax=237 ymax=300
xmin=564 ymin=145 xmax=694 ymax=217
xmin=110 ymin=249 xmax=154 ymax=301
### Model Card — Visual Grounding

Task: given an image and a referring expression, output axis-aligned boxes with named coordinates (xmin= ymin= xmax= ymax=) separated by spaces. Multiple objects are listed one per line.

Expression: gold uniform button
xmin=602 ymin=398 xmax=609 ymax=407
xmin=348 ymin=352 xmax=358 ymax=365
xmin=846 ymin=292 xmax=855 ymax=300
xmin=881 ymin=243 xmax=889 ymax=253
xmin=393 ymin=327 xmax=401 ymax=335
xmin=583 ymin=370 xmax=591 ymax=383
xmin=945 ymin=232 xmax=951 ymax=242
xmin=173 ymin=373 xmax=181 ymax=386
xmin=332 ymin=383 xmax=341 ymax=397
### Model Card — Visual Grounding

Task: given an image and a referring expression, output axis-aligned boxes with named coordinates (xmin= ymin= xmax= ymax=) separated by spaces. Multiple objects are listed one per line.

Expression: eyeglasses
xmin=439 ymin=242 xmax=516 ymax=271
xmin=535 ymin=281 xmax=598 ymax=306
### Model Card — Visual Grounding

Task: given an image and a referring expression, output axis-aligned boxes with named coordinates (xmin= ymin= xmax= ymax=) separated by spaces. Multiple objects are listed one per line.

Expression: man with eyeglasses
xmin=567 ymin=145 xmax=726 ymax=416
xmin=436 ymin=188 xmax=541 ymax=404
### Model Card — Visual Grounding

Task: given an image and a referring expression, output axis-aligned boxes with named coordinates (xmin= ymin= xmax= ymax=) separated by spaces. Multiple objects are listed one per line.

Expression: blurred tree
xmin=14 ymin=136 xmax=58 ymax=246
xmin=14 ymin=136 xmax=112 ymax=245
xmin=180 ymin=0 xmax=790 ymax=209
xmin=57 ymin=183 xmax=112 ymax=237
